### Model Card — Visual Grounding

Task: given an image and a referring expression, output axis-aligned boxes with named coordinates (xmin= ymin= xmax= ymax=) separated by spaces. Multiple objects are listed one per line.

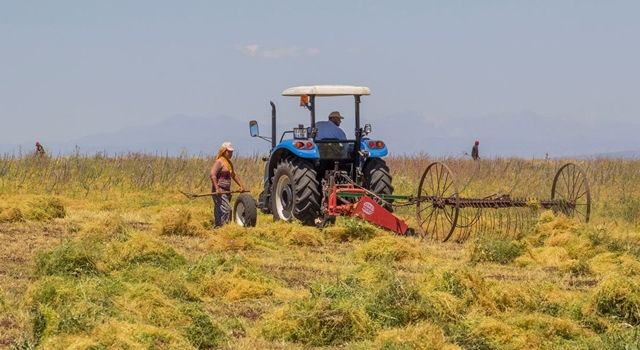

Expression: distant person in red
xmin=210 ymin=142 xmax=246 ymax=228
xmin=471 ymin=140 xmax=480 ymax=160
xmin=35 ymin=141 xmax=46 ymax=156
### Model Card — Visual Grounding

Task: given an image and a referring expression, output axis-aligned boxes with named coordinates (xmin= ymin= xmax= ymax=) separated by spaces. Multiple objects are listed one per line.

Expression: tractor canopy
xmin=279 ymin=85 xmax=370 ymax=130
xmin=282 ymin=85 xmax=371 ymax=96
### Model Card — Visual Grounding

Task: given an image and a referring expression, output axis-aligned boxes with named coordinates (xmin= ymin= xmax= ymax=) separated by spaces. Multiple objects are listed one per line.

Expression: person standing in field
xmin=35 ymin=141 xmax=46 ymax=156
xmin=471 ymin=140 xmax=480 ymax=160
xmin=210 ymin=142 xmax=246 ymax=228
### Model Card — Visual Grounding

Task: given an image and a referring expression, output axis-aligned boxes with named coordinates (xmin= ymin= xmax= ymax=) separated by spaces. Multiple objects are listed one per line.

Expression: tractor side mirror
xmin=364 ymin=124 xmax=372 ymax=135
xmin=249 ymin=120 xmax=259 ymax=137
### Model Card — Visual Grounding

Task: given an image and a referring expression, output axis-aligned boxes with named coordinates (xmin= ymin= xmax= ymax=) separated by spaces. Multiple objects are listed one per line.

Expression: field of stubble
xmin=1 ymin=154 xmax=639 ymax=349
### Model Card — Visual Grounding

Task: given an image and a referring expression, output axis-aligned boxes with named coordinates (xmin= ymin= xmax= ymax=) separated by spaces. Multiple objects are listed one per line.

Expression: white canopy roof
xmin=282 ymin=85 xmax=371 ymax=96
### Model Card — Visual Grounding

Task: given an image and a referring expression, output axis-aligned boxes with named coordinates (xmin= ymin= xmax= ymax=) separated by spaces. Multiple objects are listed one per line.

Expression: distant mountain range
xmin=1 ymin=113 xmax=639 ymax=159
xmin=577 ymin=150 xmax=640 ymax=159
xmin=0 ymin=115 xmax=268 ymax=157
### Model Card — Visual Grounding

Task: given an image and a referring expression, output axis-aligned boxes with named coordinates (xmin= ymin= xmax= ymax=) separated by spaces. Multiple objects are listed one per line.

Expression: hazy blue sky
xmin=1 ymin=1 xmax=638 ymax=157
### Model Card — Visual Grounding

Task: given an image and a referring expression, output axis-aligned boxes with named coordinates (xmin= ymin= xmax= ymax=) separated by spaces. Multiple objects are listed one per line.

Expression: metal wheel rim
xmin=416 ymin=162 xmax=460 ymax=242
xmin=235 ymin=201 xmax=246 ymax=226
xmin=275 ymin=175 xmax=294 ymax=221
xmin=551 ymin=163 xmax=591 ymax=223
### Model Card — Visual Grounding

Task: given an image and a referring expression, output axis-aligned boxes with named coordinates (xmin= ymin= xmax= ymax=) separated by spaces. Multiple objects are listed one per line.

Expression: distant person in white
xmin=315 ymin=111 xmax=347 ymax=140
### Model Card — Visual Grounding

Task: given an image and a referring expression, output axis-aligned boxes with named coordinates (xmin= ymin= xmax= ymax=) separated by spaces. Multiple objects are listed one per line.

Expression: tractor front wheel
xmin=270 ymin=157 xmax=321 ymax=225
xmin=234 ymin=193 xmax=257 ymax=227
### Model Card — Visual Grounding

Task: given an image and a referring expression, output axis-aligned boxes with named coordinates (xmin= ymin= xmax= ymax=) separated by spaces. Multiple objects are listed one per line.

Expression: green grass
xmin=469 ymin=234 xmax=526 ymax=264
xmin=593 ymin=275 xmax=640 ymax=326
xmin=25 ymin=197 xmax=66 ymax=221
xmin=35 ymin=241 xmax=101 ymax=277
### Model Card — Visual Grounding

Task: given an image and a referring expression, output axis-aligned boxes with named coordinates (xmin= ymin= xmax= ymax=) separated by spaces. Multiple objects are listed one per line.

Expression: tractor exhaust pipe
xmin=270 ymin=101 xmax=276 ymax=149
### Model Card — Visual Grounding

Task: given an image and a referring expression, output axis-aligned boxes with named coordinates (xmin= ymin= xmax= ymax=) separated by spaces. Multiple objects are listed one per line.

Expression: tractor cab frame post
xmin=354 ymin=95 xmax=362 ymax=169
xmin=310 ymin=95 xmax=316 ymax=128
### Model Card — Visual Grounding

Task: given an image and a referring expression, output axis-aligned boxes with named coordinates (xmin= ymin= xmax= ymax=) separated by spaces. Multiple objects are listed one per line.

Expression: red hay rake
xmin=326 ymin=162 xmax=591 ymax=242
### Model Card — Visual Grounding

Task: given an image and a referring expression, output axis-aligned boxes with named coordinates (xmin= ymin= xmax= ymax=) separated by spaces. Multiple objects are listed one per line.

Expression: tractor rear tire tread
xmin=271 ymin=157 xmax=321 ymax=225
xmin=363 ymin=158 xmax=394 ymax=210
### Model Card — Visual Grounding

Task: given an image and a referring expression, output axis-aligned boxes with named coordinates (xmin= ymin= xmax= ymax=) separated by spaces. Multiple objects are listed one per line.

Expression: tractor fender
xmin=360 ymin=139 xmax=389 ymax=158
xmin=267 ymin=141 xmax=319 ymax=179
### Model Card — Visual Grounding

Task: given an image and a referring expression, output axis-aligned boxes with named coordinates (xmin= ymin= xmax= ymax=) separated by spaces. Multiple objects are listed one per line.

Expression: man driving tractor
xmin=315 ymin=111 xmax=347 ymax=140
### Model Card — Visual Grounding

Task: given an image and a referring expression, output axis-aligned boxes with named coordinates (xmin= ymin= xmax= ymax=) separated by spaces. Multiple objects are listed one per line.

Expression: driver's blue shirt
xmin=315 ymin=121 xmax=347 ymax=140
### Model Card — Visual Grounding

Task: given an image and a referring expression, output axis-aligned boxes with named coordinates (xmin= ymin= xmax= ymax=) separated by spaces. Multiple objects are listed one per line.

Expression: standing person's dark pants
xmin=212 ymin=179 xmax=232 ymax=228
xmin=213 ymin=193 xmax=232 ymax=228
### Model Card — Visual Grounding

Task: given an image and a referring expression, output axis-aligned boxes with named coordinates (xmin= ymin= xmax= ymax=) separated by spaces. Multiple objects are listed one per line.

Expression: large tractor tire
xmin=270 ymin=157 xmax=321 ymax=225
xmin=363 ymin=158 xmax=394 ymax=210
xmin=234 ymin=193 xmax=257 ymax=227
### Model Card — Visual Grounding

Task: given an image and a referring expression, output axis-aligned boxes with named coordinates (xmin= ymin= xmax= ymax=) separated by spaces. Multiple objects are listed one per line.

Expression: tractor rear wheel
xmin=270 ymin=157 xmax=321 ymax=225
xmin=363 ymin=158 xmax=394 ymax=210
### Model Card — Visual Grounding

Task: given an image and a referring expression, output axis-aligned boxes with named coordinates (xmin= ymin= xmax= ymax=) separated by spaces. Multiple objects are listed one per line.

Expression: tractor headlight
xmin=293 ymin=124 xmax=308 ymax=139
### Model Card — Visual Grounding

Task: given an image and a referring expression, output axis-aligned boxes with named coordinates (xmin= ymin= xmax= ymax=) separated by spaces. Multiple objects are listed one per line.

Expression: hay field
xmin=1 ymin=154 xmax=639 ymax=349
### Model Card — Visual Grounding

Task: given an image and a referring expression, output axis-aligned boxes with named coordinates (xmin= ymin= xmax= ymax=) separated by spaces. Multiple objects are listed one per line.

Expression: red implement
xmin=327 ymin=184 xmax=411 ymax=236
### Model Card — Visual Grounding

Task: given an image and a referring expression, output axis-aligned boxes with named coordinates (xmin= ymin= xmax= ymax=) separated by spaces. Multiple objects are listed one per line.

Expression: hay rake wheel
xmin=551 ymin=163 xmax=591 ymax=223
xmin=411 ymin=161 xmax=592 ymax=243
xmin=416 ymin=162 xmax=459 ymax=242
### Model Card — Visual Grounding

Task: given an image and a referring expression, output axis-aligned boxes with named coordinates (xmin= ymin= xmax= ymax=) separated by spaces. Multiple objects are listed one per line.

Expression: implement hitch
xmin=327 ymin=184 xmax=415 ymax=236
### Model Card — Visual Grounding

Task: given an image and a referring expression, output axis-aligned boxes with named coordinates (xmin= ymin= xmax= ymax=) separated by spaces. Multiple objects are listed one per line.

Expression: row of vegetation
xmin=2 ymin=154 xmax=640 ymax=224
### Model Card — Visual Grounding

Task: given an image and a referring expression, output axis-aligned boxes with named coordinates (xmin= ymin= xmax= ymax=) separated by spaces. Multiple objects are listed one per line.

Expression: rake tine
xmin=493 ymin=210 xmax=499 ymax=235
xmin=513 ymin=210 xmax=520 ymax=238
xmin=503 ymin=210 xmax=510 ymax=238
xmin=513 ymin=210 xmax=521 ymax=238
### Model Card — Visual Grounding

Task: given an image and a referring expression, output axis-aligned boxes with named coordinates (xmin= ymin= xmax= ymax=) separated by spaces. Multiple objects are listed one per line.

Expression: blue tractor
xmin=249 ymin=85 xmax=393 ymax=225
